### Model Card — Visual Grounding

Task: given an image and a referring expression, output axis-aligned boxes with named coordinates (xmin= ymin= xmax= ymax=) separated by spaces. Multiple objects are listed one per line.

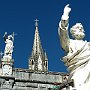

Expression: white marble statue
xmin=3 ymin=32 xmax=14 ymax=59
xmin=58 ymin=4 xmax=90 ymax=90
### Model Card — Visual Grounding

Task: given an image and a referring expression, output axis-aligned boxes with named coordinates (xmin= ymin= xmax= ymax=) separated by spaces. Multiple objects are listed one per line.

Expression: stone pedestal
xmin=1 ymin=56 xmax=14 ymax=76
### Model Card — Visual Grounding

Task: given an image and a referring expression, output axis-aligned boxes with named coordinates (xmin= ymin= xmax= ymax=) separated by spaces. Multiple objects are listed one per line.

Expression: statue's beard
xmin=72 ymin=32 xmax=85 ymax=40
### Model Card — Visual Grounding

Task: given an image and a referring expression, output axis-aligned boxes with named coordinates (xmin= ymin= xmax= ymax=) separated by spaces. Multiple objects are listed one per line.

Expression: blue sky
xmin=0 ymin=0 xmax=90 ymax=72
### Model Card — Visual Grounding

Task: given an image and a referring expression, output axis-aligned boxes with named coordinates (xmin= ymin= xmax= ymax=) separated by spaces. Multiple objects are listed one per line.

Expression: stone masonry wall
xmin=0 ymin=68 xmax=68 ymax=90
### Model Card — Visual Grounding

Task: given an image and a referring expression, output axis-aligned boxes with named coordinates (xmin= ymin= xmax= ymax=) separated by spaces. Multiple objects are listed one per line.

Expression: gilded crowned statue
xmin=58 ymin=4 xmax=90 ymax=90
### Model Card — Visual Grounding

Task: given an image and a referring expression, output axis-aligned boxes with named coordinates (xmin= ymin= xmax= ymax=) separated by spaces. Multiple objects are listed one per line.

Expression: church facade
xmin=0 ymin=20 xmax=72 ymax=90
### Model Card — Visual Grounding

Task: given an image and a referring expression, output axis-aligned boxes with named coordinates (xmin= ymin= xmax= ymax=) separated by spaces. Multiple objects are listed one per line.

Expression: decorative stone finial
xmin=34 ymin=19 xmax=39 ymax=27
xmin=0 ymin=51 xmax=3 ymax=58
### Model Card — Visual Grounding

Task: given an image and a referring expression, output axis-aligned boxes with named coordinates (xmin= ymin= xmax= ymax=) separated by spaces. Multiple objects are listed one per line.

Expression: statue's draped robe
xmin=5 ymin=39 xmax=13 ymax=57
xmin=58 ymin=17 xmax=90 ymax=90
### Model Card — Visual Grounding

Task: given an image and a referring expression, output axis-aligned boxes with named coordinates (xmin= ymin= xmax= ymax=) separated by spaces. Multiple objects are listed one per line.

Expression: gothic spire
xmin=32 ymin=19 xmax=43 ymax=56
xmin=28 ymin=19 xmax=48 ymax=72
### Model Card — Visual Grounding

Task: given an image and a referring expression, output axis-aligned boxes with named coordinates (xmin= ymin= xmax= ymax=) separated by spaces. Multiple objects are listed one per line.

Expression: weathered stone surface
xmin=0 ymin=68 xmax=68 ymax=90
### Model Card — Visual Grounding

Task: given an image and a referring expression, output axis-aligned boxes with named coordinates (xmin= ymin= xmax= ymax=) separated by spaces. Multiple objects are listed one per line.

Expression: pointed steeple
xmin=28 ymin=19 xmax=48 ymax=72
xmin=32 ymin=19 xmax=43 ymax=56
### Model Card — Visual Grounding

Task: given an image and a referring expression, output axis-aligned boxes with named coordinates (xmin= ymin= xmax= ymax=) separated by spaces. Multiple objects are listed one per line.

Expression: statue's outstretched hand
xmin=5 ymin=32 xmax=7 ymax=35
xmin=64 ymin=4 xmax=71 ymax=16
xmin=3 ymin=32 xmax=7 ymax=37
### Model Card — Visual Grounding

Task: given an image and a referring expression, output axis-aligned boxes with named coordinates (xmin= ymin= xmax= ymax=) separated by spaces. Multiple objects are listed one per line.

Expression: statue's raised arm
xmin=58 ymin=4 xmax=71 ymax=52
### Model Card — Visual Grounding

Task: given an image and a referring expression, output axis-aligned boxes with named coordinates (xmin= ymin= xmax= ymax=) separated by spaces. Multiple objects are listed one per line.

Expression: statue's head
xmin=8 ymin=35 xmax=13 ymax=40
xmin=8 ymin=35 xmax=11 ymax=40
xmin=70 ymin=23 xmax=85 ymax=40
